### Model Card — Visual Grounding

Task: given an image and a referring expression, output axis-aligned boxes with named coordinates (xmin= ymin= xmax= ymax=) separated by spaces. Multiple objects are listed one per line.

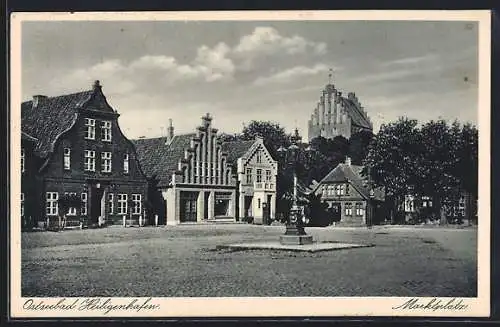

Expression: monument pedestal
xmin=279 ymin=234 xmax=313 ymax=245
xmin=279 ymin=224 xmax=313 ymax=245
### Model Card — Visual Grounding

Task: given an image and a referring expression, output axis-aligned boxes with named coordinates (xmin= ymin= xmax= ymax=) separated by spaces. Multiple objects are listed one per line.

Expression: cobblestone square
xmin=21 ymin=225 xmax=477 ymax=297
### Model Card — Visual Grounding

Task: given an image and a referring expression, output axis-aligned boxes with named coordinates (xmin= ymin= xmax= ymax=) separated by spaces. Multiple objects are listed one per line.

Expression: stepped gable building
xmin=221 ymin=137 xmax=278 ymax=225
xmin=20 ymin=81 xmax=148 ymax=228
xmin=311 ymin=157 xmax=385 ymax=226
xmin=132 ymin=114 xmax=238 ymax=225
xmin=307 ymin=76 xmax=373 ymax=141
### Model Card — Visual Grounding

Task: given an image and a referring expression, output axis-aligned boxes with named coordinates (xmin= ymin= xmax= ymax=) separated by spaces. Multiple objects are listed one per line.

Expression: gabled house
xmin=132 ymin=114 xmax=238 ymax=225
xmin=311 ymin=157 xmax=385 ymax=226
xmin=20 ymin=81 xmax=148 ymax=228
xmin=222 ymin=137 xmax=278 ymax=224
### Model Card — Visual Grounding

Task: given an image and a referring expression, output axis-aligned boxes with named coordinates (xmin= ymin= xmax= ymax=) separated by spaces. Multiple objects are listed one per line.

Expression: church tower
xmin=307 ymin=69 xmax=373 ymax=142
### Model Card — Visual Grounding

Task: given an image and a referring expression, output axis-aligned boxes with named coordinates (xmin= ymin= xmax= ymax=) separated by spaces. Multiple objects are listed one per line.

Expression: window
xmin=246 ymin=168 xmax=252 ymax=184
xmin=117 ymin=194 xmax=128 ymax=215
xmin=101 ymin=152 xmax=112 ymax=173
xmin=123 ymin=154 xmax=129 ymax=174
xmin=132 ymin=194 xmax=142 ymax=215
xmin=344 ymin=202 xmax=353 ymax=216
xmin=63 ymin=148 xmax=71 ymax=170
xmin=81 ymin=193 xmax=87 ymax=215
xmin=265 ymin=170 xmax=271 ymax=182
xmin=101 ymin=121 xmax=112 ymax=142
xmin=256 ymin=169 xmax=262 ymax=183
xmin=21 ymin=148 xmax=25 ymax=173
xmin=404 ymin=195 xmax=415 ymax=212
xmin=84 ymin=150 xmax=96 ymax=171
xmin=256 ymin=150 xmax=262 ymax=163
xmin=422 ymin=196 xmax=432 ymax=208
xmin=20 ymin=193 xmax=24 ymax=217
xmin=84 ymin=118 xmax=96 ymax=140
xmin=64 ymin=192 xmax=77 ymax=216
xmin=108 ymin=193 xmax=114 ymax=214
xmin=258 ymin=198 xmax=261 ymax=209
xmin=355 ymin=202 xmax=364 ymax=216
xmin=46 ymin=192 xmax=58 ymax=216
xmin=335 ymin=184 xmax=341 ymax=196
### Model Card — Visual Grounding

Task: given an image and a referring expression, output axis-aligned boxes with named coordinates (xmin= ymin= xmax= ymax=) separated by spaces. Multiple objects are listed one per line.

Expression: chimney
xmin=345 ymin=156 xmax=351 ymax=166
xmin=32 ymin=95 xmax=47 ymax=109
xmin=167 ymin=119 xmax=174 ymax=143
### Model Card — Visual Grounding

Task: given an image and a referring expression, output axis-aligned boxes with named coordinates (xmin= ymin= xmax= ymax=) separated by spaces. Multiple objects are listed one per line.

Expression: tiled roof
xmin=317 ymin=163 xmax=385 ymax=201
xmin=131 ymin=133 xmax=196 ymax=187
xmin=340 ymin=97 xmax=372 ymax=130
xmin=220 ymin=139 xmax=256 ymax=164
xmin=21 ymin=90 xmax=94 ymax=157
xmin=21 ymin=131 xmax=38 ymax=143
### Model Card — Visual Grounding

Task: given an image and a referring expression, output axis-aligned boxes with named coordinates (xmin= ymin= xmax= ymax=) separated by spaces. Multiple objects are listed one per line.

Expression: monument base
xmin=279 ymin=234 xmax=314 ymax=245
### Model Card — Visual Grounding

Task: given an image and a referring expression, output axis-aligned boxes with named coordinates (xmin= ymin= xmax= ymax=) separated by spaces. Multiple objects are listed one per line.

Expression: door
xmin=330 ymin=202 xmax=342 ymax=224
xmin=90 ymin=187 xmax=104 ymax=225
xmin=180 ymin=191 xmax=198 ymax=222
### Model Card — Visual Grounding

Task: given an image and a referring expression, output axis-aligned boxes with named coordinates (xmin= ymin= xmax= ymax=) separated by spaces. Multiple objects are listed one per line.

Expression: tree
xmin=241 ymin=120 xmax=291 ymax=156
xmin=363 ymin=117 xmax=422 ymax=224
xmin=419 ymin=120 xmax=462 ymax=224
xmin=348 ymin=130 xmax=374 ymax=165
xmin=218 ymin=132 xmax=241 ymax=143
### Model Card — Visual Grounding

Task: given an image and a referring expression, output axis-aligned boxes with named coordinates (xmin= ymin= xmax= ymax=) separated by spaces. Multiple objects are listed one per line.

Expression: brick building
xmin=307 ymin=77 xmax=373 ymax=141
xmin=20 ymin=81 xmax=148 ymax=228
xmin=133 ymin=114 xmax=238 ymax=225
xmin=311 ymin=157 xmax=385 ymax=226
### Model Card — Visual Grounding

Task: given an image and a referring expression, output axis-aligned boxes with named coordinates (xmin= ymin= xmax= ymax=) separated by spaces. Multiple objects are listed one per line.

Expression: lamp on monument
xmin=278 ymin=130 xmax=313 ymax=246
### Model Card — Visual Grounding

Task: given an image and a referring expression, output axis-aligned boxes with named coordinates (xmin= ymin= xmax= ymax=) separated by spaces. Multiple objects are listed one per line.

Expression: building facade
xmin=21 ymin=81 xmax=148 ymax=228
xmin=311 ymin=157 xmax=385 ymax=226
xmin=307 ymin=80 xmax=373 ymax=141
xmin=222 ymin=137 xmax=278 ymax=224
xmin=133 ymin=114 xmax=238 ymax=225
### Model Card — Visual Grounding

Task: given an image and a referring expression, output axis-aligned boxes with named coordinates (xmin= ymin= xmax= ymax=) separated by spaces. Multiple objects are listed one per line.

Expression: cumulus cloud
xmin=232 ymin=27 xmax=327 ymax=69
xmin=252 ymin=63 xmax=330 ymax=86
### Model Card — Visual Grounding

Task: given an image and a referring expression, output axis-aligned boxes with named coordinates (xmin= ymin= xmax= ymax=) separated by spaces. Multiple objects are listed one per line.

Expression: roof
xmin=21 ymin=90 xmax=94 ymax=157
xmin=220 ymin=139 xmax=256 ymax=164
xmin=21 ymin=131 xmax=38 ymax=143
xmin=317 ymin=163 xmax=385 ymax=201
xmin=340 ymin=97 xmax=372 ymax=130
xmin=131 ymin=133 xmax=195 ymax=187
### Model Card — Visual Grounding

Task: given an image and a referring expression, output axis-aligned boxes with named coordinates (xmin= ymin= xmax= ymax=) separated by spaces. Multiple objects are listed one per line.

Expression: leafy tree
xmin=348 ymin=130 xmax=374 ymax=165
xmin=363 ymin=117 xmax=422 ymax=224
xmin=419 ymin=120 xmax=462 ymax=224
xmin=241 ymin=120 xmax=291 ymax=157
xmin=218 ymin=132 xmax=241 ymax=143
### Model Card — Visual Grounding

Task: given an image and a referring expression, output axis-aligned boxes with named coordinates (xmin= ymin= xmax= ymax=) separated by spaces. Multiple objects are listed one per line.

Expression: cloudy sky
xmin=21 ymin=20 xmax=478 ymax=139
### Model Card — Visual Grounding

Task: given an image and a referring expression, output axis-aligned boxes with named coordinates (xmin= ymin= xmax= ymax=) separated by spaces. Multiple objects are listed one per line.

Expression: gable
xmin=20 ymin=81 xmax=113 ymax=158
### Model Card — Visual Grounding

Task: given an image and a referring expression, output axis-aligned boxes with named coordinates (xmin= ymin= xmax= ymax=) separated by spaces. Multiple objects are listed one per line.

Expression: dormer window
xmin=21 ymin=148 xmax=25 ymax=173
xmin=101 ymin=121 xmax=112 ymax=142
xmin=84 ymin=118 xmax=96 ymax=140
xmin=63 ymin=148 xmax=71 ymax=170
xmin=123 ymin=154 xmax=129 ymax=174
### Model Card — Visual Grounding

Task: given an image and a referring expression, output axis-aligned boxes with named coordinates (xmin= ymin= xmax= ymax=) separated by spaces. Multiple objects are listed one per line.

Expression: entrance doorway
xmin=244 ymin=195 xmax=253 ymax=218
xmin=330 ymin=202 xmax=341 ymax=224
xmin=180 ymin=191 xmax=198 ymax=222
xmin=89 ymin=186 xmax=104 ymax=225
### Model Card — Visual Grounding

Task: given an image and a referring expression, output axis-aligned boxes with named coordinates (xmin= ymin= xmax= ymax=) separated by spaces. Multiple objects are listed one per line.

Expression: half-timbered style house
xmin=311 ymin=157 xmax=385 ymax=226
xmin=20 ymin=81 xmax=148 ymax=228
